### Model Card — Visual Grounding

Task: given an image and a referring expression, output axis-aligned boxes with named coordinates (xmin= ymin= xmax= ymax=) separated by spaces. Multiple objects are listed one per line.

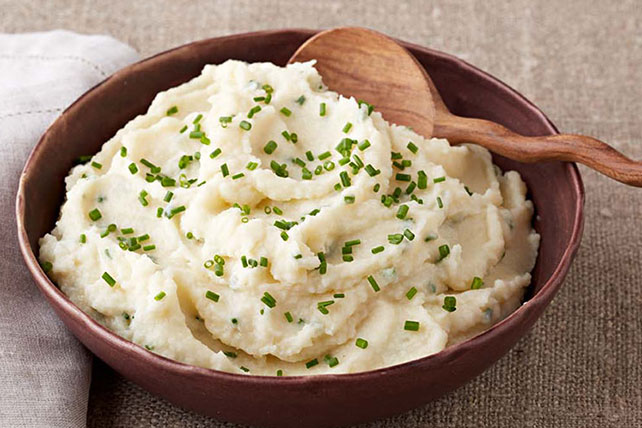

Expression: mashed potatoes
xmin=39 ymin=60 xmax=539 ymax=376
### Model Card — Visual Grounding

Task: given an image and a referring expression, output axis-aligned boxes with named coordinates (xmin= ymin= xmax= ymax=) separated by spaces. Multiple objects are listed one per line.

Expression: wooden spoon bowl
xmin=289 ymin=27 xmax=642 ymax=187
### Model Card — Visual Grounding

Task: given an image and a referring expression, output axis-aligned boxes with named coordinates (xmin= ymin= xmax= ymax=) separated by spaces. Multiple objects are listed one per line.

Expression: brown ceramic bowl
xmin=16 ymin=29 xmax=584 ymax=427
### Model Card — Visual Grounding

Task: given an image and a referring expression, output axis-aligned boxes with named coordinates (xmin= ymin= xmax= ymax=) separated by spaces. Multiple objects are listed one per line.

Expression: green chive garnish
xmin=91 ymin=161 xmax=102 ymax=170
xmin=80 ymin=234 xmax=87 ymax=243
xmin=128 ymin=162 xmax=138 ymax=174
xmin=436 ymin=196 xmax=443 ymax=209
xmin=417 ymin=171 xmax=428 ymax=189
xmin=167 ymin=205 xmax=186 ymax=219
xmin=264 ymin=140 xmax=278 ymax=154
xmin=223 ymin=351 xmax=237 ymax=358
xmin=396 ymin=173 xmax=411 ymax=182
xmin=138 ymin=190 xmax=149 ymax=206
xmin=276 ymin=369 xmax=283 ymax=376
xmin=471 ymin=276 xmax=484 ymax=289
xmin=120 ymin=146 xmax=127 ymax=157
xmin=280 ymin=107 xmax=292 ymax=117
xmin=154 ymin=291 xmax=166 ymax=301
xmin=143 ymin=244 xmax=155 ymax=251
xmin=284 ymin=312 xmax=293 ymax=323
xmin=367 ymin=275 xmax=380 ymax=292
xmin=179 ymin=125 xmax=188 ymax=133
xmin=344 ymin=195 xmax=355 ymax=204
xmin=340 ymin=171 xmax=351 ymax=187
xmin=280 ymin=231 xmax=289 ymax=241
xmin=206 ymin=290 xmax=220 ymax=302
xmin=437 ymin=244 xmax=450 ymax=261
xmin=442 ymin=296 xmax=457 ymax=312
xmin=210 ymin=148 xmax=222 ymax=158
xmin=371 ymin=246 xmax=384 ymax=254
xmin=240 ymin=366 xmax=250 ymax=373
xmin=396 ymin=204 xmax=409 ymax=219
xmin=102 ymin=272 xmax=116 ymax=287
xmin=239 ymin=120 xmax=251 ymax=131
xmin=221 ymin=163 xmax=229 ymax=177
xmin=88 ymin=208 xmax=102 ymax=221
xmin=295 ymin=95 xmax=306 ymax=105
xmin=358 ymin=140 xmax=371 ymax=151
xmin=407 ymin=141 xmax=418 ymax=154
xmin=342 ymin=122 xmax=352 ymax=133
xmin=404 ymin=320 xmax=420 ymax=331
xmin=355 ymin=338 xmax=368 ymax=349
xmin=403 ymin=229 xmax=415 ymax=241
xmin=324 ymin=354 xmax=339 ymax=368
xmin=305 ymin=359 xmax=318 ymax=369
xmin=232 ymin=172 xmax=245 ymax=180
xmin=406 ymin=287 xmax=418 ymax=300
xmin=388 ymin=234 xmax=404 ymax=245
xmin=261 ymin=292 xmax=277 ymax=308
xmin=319 ymin=102 xmax=326 ymax=116
xmin=434 ymin=176 xmax=446 ymax=183
xmin=247 ymin=105 xmax=261 ymax=118
xmin=166 ymin=105 xmax=178 ymax=116
xmin=219 ymin=116 xmax=232 ymax=127
xmin=333 ymin=293 xmax=345 ymax=298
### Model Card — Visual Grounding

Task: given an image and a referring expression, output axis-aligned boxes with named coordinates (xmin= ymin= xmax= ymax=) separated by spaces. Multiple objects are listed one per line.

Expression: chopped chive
xmin=294 ymin=254 xmax=302 ymax=260
xmin=338 ymin=157 xmax=350 ymax=166
xmin=284 ymin=312 xmax=293 ymax=323
xmin=333 ymin=293 xmax=345 ymax=298
xmin=405 ymin=181 xmax=417 ymax=195
xmin=221 ymin=163 xmax=229 ymax=177
xmin=358 ymin=140 xmax=371 ymax=151
xmin=223 ymin=351 xmax=237 ymax=358
xmin=403 ymin=229 xmax=415 ymax=241
xmin=391 ymin=152 xmax=403 ymax=160
xmin=179 ymin=125 xmax=188 ymax=133
xmin=153 ymin=290 xmax=166 ymax=301
xmin=295 ymin=95 xmax=306 ymax=105
xmin=263 ymin=140 xmax=278 ymax=154
xmin=186 ymin=232 xmax=194 ymax=239
xmin=247 ymin=105 xmax=261 ymax=118
xmin=395 ymin=173 xmax=411 ymax=182
xmin=373 ymin=183 xmax=381 ymax=193
xmin=253 ymin=96 xmax=265 ymax=102
xmin=344 ymin=195 xmax=355 ymax=204
xmin=340 ymin=171 xmax=351 ymax=187
xmin=239 ymin=120 xmax=252 ymax=131
xmin=388 ymin=234 xmax=404 ymax=245
xmin=415 ymin=171 xmax=427 ymax=190
xmin=88 ymin=208 xmax=102 ymax=221
xmin=436 ymin=196 xmax=443 ymax=209
xmin=219 ymin=116 xmax=232 ymax=127
xmin=471 ymin=276 xmax=484 ymax=290
xmin=232 ymin=172 xmax=245 ymax=180
xmin=262 ymin=84 xmax=274 ymax=93
xmin=205 ymin=290 xmax=220 ymax=302
xmin=41 ymin=261 xmax=52 ymax=272
xmin=364 ymin=164 xmax=380 ymax=177
xmin=371 ymin=246 xmax=384 ymax=254
xmin=404 ymin=320 xmax=420 ymax=331
xmin=407 ymin=141 xmax=418 ymax=154
xmin=156 ymin=207 xmax=163 ymax=218
xmin=163 ymin=191 xmax=174 ymax=202
xmin=324 ymin=354 xmax=339 ymax=368
xmin=101 ymin=272 xmax=116 ymax=287
xmin=276 ymin=369 xmax=283 ymax=376
xmin=442 ymin=296 xmax=457 ymax=312
xmin=261 ymin=292 xmax=277 ymax=308
xmin=323 ymin=160 xmax=335 ymax=171
xmin=240 ymin=366 xmax=250 ymax=373
xmin=214 ymin=263 xmax=224 ymax=277
xmin=193 ymin=113 xmax=203 ymax=124
xmin=305 ymin=150 xmax=314 ymax=161
xmin=280 ymin=231 xmax=289 ymax=241
xmin=402 ymin=159 xmax=412 ymax=168
xmin=91 ymin=161 xmax=102 ymax=170
xmin=120 ymin=146 xmax=127 ymax=157
xmin=433 ymin=176 xmax=446 ymax=183
xmin=80 ymin=233 xmax=87 ymax=243
xmin=166 ymin=105 xmax=179 ymax=116
xmin=437 ymin=244 xmax=450 ymax=261
xmin=342 ymin=254 xmax=354 ymax=262
xmin=246 ymin=161 xmax=258 ymax=170
xmin=355 ymin=338 xmax=368 ymax=349
xmin=406 ymin=287 xmax=418 ymax=300
xmin=260 ymin=257 xmax=268 ymax=267
xmin=305 ymin=359 xmax=318 ymax=369
xmin=138 ymin=190 xmax=149 ymax=206
xmin=342 ymin=122 xmax=353 ymax=133
xmin=189 ymin=131 xmax=203 ymax=139
xmin=140 ymin=158 xmax=160 ymax=173
xmin=396 ymin=204 xmax=409 ymax=219
xmin=319 ymin=102 xmax=326 ymax=116
xmin=167 ymin=205 xmax=186 ymax=219
xmin=161 ymin=176 xmax=176 ymax=187
xmin=318 ymin=151 xmax=331 ymax=160
xmin=273 ymin=206 xmax=283 ymax=215
xmin=367 ymin=275 xmax=380 ymax=292
xmin=200 ymin=135 xmax=211 ymax=145
xmin=280 ymin=107 xmax=292 ymax=117
xmin=210 ymin=148 xmax=222 ymax=158
xmin=128 ymin=163 xmax=138 ymax=174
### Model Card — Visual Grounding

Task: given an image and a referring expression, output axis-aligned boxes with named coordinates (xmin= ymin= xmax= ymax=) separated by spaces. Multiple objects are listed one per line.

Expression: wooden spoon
xmin=288 ymin=27 xmax=642 ymax=187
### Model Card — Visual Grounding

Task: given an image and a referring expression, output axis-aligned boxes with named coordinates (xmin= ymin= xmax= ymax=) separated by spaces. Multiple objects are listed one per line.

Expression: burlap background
xmin=2 ymin=1 xmax=641 ymax=426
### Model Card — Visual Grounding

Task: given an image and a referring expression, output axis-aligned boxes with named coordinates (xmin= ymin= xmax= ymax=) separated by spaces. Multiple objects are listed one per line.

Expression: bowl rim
xmin=15 ymin=28 xmax=585 ymax=385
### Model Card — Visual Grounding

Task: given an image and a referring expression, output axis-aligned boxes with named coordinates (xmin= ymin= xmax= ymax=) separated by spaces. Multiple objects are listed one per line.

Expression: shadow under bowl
xmin=16 ymin=29 xmax=584 ymax=428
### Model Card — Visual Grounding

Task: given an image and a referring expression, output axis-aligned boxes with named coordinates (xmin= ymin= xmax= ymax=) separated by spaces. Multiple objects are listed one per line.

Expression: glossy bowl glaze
xmin=16 ymin=29 xmax=584 ymax=428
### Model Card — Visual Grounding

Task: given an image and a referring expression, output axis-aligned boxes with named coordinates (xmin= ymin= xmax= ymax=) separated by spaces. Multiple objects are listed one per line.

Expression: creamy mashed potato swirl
xmin=39 ymin=60 xmax=539 ymax=375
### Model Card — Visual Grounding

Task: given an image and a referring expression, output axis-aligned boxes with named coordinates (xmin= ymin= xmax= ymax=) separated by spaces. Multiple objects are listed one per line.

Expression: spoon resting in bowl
xmin=288 ymin=27 xmax=642 ymax=187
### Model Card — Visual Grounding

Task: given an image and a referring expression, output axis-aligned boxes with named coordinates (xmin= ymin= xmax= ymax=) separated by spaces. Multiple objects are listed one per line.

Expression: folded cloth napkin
xmin=0 ymin=31 xmax=139 ymax=428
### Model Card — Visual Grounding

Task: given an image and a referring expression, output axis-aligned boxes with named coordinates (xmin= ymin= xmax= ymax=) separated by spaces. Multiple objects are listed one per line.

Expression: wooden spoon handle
xmin=434 ymin=114 xmax=642 ymax=187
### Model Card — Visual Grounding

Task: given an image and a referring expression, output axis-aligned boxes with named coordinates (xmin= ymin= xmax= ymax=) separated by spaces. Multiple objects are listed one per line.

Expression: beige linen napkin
xmin=0 ymin=30 xmax=138 ymax=428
